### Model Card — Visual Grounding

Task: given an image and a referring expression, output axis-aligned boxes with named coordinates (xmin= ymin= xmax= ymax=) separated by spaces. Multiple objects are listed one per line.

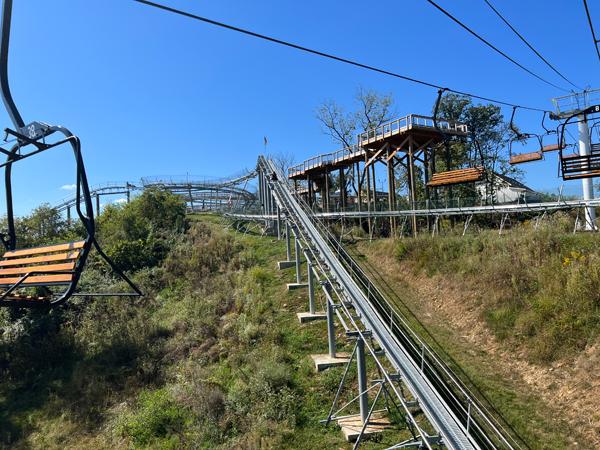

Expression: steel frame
xmin=225 ymin=156 xmax=527 ymax=449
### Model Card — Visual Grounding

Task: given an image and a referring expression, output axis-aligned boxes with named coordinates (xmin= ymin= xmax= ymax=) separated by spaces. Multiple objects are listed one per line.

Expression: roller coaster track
xmin=222 ymin=156 xmax=531 ymax=450
xmin=50 ymin=169 xmax=258 ymax=214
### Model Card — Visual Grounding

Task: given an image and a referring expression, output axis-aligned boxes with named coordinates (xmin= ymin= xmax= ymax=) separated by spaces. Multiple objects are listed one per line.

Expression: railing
xmin=358 ymin=114 xmax=468 ymax=146
xmin=288 ymin=145 xmax=364 ymax=178
xmin=51 ymin=181 xmax=141 ymax=208
xmin=282 ymin=189 xmax=586 ymax=215
xmin=141 ymin=167 xmax=255 ymax=187
xmin=550 ymin=88 xmax=600 ymax=116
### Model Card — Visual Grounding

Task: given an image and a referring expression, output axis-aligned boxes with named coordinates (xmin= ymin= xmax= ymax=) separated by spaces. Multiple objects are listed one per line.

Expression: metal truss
xmin=51 ymin=182 xmax=142 ymax=213
xmin=226 ymin=156 xmax=526 ymax=450
xmin=316 ymin=198 xmax=600 ymax=219
xmin=50 ymin=169 xmax=258 ymax=215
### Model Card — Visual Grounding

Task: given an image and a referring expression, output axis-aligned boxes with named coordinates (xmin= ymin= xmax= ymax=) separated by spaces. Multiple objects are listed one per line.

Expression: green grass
xmin=0 ymin=214 xmax=410 ymax=449
xmin=347 ymin=214 xmax=600 ymax=449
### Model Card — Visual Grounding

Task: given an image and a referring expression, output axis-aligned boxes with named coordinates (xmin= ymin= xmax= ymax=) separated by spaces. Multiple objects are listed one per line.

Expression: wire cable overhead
xmin=425 ymin=0 xmax=571 ymax=93
xmin=583 ymin=0 xmax=600 ymax=64
xmin=483 ymin=0 xmax=583 ymax=91
xmin=133 ymin=0 xmax=550 ymax=113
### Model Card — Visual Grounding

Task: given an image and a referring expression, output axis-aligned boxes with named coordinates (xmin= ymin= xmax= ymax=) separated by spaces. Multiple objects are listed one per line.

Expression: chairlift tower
xmin=550 ymin=89 xmax=600 ymax=230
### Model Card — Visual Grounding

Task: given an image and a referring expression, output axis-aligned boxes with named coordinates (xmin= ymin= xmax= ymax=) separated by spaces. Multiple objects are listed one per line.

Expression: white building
xmin=476 ymin=172 xmax=542 ymax=204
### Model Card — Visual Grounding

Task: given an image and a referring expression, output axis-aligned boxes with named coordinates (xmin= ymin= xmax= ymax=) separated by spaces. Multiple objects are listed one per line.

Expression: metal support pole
xmin=96 ymin=194 xmax=100 ymax=217
xmin=325 ymin=282 xmax=336 ymax=358
xmin=307 ymin=252 xmax=315 ymax=314
xmin=286 ymin=221 xmax=291 ymax=261
xmin=578 ymin=114 xmax=597 ymax=230
xmin=356 ymin=337 xmax=368 ymax=424
xmin=295 ymin=236 xmax=302 ymax=283
xmin=66 ymin=206 xmax=71 ymax=224
xmin=277 ymin=205 xmax=281 ymax=240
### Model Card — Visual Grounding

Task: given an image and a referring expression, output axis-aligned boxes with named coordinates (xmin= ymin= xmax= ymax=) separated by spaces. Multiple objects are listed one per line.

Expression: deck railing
xmin=288 ymin=145 xmax=364 ymax=178
xmin=357 ymin=114 xmax=468 ymax=146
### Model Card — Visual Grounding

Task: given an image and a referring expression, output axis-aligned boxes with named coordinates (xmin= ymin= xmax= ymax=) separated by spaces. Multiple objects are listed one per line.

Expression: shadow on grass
xmin=0 ymin=309 xmax=171 ymax=447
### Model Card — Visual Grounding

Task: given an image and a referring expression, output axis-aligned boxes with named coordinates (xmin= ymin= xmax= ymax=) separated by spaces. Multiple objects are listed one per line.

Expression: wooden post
xmin=387 ymin=147 xmax=394 ymax=234
xmin=325 ymin=168 xmax=330 ymax=212
xmin=365 ymin=152 xmax=372 ymax=232
xmin=339 ymin=168 xmax=345 ymax=210
xmin=356 ymin=162 xmax=362 ymax=212
xmin=371 ymin=164 xmax=377 ymax=237
xmin=409 ymin=136 xmax=417 ymax=236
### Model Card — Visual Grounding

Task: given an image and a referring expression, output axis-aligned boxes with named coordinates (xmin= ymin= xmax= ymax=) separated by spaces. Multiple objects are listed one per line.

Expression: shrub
xmin=121 ymin=389 xmax=189 ymax=446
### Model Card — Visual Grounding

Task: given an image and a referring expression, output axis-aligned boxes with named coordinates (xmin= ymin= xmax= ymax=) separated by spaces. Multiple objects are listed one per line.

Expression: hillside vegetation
xmin=0 ymin=195 xmax=410 ymax=449
xmin=347 ymin=213 xmax=600 ymax=449
xmin=2 ymin=197 xmax=599 ymax=449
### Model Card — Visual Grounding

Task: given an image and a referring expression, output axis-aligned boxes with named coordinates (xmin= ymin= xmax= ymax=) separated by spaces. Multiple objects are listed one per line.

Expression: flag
xmin=264 ymin=136 xmax=267 ymax=146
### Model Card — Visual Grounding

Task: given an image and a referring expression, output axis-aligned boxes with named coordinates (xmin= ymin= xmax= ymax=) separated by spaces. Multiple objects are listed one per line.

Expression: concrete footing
xmin=311 ymin=352 xmax=350 ymax=371
xmin=339 ymin=412 xmax=390 ymax=442
xmin=297 ymin=312 xmax=327 ymax=323
xmin=287 ymin=283 xmax=308 ymax=290
xmin=278 ymin=261 xmax=296 ymax=270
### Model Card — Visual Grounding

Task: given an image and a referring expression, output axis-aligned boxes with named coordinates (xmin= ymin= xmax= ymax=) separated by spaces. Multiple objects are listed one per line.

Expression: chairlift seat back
xmin=426 ymin=166 xmax=484 ymax=187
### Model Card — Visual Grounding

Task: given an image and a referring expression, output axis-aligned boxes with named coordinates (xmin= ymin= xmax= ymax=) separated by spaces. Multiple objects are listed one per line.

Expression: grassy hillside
xmin=2 ymin=201 xmax=599 ymax=449
xmin=0 ymin=211 xmax=412 ymax=449
xmin=346 ymin=214 xmax=600 ymax=449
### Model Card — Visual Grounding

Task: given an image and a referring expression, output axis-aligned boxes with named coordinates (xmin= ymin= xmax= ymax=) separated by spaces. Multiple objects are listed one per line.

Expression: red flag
xmin=264 ymin=136 xmax=267 ymax=146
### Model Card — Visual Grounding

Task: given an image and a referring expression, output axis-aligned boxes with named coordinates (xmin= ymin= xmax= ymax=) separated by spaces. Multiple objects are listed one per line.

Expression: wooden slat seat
xmin=509 ymin=152 xmax=543 ymax=165
xmin=561 ymin=153 xmax=600 ymax=180
xmin=0 ymin=240 xmax=86 ymax=301
xmin=427 ymin=166 xmax=484 ymax=187
xmin=541 ymin=143 xmax=566 ymax=152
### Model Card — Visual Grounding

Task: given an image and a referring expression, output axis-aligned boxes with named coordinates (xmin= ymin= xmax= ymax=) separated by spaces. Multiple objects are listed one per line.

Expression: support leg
xmin=326 ymin=282 xmax=336 ymax=358
xmin=356 ymin=338 xmax=368 ymax=424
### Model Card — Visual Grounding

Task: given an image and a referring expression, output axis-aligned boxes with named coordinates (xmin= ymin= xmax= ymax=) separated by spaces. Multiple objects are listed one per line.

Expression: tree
xmin=314 ymin=85 xmax=398 ymax=148
xmin=272 ymin=151 xmax=297 ymax=178
xmin=96 ymin=189 xmax=187 ymax=271
xmin=314 ymin=85 xmax=398 ymax=196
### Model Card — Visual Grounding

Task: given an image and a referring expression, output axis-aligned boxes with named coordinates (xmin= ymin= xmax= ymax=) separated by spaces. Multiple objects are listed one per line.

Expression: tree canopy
xmin=314 ymin=85 xmax=398 ymax=149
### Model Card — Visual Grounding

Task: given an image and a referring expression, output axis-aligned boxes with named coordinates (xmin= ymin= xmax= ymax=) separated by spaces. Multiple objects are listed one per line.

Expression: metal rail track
xmin=254 ymin=155 xmax=517 ymax=450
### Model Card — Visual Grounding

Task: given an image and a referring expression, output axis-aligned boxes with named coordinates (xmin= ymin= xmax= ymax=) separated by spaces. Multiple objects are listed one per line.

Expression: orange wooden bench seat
xmin=541 ymin=143 xmax=566 ymax=152
xmin=561 ymin=153 xmax=600 ymax=180
xmin=509 ymin=151 xmax=542 ymax=165
xmin=427 ymin=166 xmax=484 ymax=187
xmin=0 ymin=240 xmax=86 ymax=302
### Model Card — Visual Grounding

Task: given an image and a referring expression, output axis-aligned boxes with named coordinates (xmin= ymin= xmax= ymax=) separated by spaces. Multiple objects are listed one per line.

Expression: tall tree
xmin=314 ymin=85 xmax=398 ymax=148
xmin=313 ymin=85 xmax=398 ymax=196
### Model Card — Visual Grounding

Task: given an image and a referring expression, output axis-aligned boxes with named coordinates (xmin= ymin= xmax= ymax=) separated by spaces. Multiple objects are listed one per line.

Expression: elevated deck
xmin=357 ymin=114 xmax=468 ymax=150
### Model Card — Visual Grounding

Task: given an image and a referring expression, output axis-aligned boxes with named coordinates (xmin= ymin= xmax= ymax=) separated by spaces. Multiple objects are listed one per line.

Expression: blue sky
xmin=0 ymin=0 xmax=598 ymax=215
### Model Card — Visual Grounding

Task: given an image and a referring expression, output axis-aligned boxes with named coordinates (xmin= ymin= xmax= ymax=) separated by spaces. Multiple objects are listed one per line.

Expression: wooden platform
xmin=311 ymin=352 xmax=350 ymax=371
xmin=338 ymin=412 xmax=390 ymax=442
xmin=357 ymin=114 xmax=468 ymax=150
